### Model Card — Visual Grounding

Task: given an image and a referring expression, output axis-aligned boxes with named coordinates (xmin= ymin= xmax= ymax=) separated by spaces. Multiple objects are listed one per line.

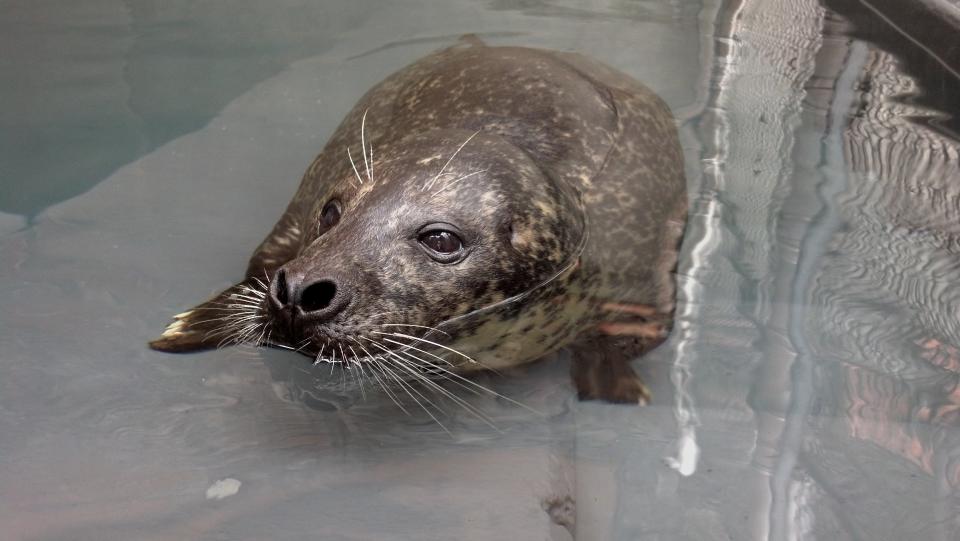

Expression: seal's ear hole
xmin=509 ymin=220 xmax=535 ymax=253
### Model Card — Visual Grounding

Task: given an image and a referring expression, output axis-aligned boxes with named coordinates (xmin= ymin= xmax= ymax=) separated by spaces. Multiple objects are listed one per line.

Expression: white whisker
xmin=312 ymin=343 xmax=327 ymax=366
xmin=423 ymin=130 xmax=481 ymax=191
xmin=292 ymin=337 xmax=313 ymax=353
xmin=391 ymin=344 xmax=539 ymax=414
xmin=371 ymin=356 xmax=409 ymax=414
xmin=349 ymin=337 xmax=409 ymax=414
xmin=431 ymin=168 xmax=487 ymax=196
xmin=254 ymin=323 xmax=269 ymax=346
xmin=386 ymin=348 xmax=500 ymax=429
xmin=360 ymin=109 xmax=371 ymax=183
xmin=361 ymin=337 xmax=493 ymax=426
xmin=217 ymin=322 xmax=259 ymax=348
xmin=347 ymin=147 xmax=364 ymax=187
xmin=377 ymin=354 xmax=450 ymax=434
xmin=230 ymin=292 xmax=266 ymax=303
xmin=348 ymin=346 xmax=368 ymax=400
xmin=376 ymin=323 xmax=451 ymax=337
xmin=372 ymin=331 xmax=478 ymax=365
xmin=376 ymin=337 xmax=455 ymax=367
xmin=191 ymin=313 xmax=261 ymax=327
xmin=207 ymin=299 xmax=262 ymax=310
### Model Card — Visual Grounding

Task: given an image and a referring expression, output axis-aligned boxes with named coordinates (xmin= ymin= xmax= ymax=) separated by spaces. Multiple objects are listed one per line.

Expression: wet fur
xmin=150 ymin=38 xmax=686 ymax=411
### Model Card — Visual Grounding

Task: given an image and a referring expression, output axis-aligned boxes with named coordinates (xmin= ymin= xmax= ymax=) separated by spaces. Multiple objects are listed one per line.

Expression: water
xmin=1 ymin=0 xmax=958 ymax=539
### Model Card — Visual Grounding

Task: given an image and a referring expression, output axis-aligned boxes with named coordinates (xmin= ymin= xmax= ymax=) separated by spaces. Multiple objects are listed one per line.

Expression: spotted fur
xmin=150 ymin=38 xmax=686 ymax=406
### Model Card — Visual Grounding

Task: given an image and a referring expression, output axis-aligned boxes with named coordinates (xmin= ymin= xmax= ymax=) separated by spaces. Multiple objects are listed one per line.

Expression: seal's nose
xmin=270 ymin=268 xmax=294 ymax=308
xmin=299 ymin=280 xmax=338 ymax=313
xmin=269 ymin=268 xmax=350 ymax=322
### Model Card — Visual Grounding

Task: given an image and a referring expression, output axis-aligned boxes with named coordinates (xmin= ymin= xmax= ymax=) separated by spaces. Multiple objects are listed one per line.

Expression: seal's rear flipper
xmin=570 ymin=337 xmax=653 ymax=406
xmin=149 ymin=280 xmax=267 ymax=353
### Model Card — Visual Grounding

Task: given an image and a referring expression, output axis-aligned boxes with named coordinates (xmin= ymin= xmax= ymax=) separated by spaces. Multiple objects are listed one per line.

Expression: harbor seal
xmin=150 ymin=38 xmax=687 ymax=406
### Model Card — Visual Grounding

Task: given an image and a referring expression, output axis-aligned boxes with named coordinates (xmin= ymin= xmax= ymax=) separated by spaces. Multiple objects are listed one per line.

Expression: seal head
xmin=257 ymin=128 xmax=587 ymax=370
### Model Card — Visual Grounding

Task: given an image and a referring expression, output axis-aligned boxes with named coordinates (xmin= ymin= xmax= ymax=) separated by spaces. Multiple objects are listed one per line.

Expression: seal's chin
xmin=262 ymin=322 xmax=362 ymax=363
xmin=260 ymin=320 xmax=404 ymax=365
xmin=260 ymin=317 xmax=474 ymax=382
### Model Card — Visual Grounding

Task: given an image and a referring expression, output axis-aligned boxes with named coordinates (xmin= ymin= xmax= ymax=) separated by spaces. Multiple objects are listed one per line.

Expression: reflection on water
xmin=797 ymin=11 xmax=960 ymax=537
xmin=1 ymin=0 xmax=959 ymax=539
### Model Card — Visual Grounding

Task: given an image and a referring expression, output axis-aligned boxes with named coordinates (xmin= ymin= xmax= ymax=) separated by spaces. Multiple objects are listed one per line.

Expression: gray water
xmin=2 ymin=0 xmax=959 ymax=539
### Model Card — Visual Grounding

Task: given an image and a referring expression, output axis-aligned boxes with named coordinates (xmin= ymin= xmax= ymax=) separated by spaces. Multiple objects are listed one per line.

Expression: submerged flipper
xmin=150 ymin=198 xmax=306 ymax=353
xmin=569 ymin=303 xmax=671 ymax=405
xmin=149 ymin=280 xmax=268 ymax=353
xmin=570 ymin=336 xmax=654 ymax=405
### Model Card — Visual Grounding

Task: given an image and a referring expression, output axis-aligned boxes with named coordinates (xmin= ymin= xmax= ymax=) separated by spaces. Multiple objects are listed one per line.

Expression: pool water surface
xmin=2 ymin=0 xmax=959 ymax=539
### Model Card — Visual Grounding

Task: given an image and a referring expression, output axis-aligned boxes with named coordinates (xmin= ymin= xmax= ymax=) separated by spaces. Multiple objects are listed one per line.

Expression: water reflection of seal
xmin=150 ymin=37 xmax=686 ymax=406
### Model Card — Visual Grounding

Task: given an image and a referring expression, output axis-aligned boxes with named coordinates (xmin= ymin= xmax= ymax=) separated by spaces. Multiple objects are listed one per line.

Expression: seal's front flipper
xmin=595 ymin=302 xmax=671 ymax=345
xmin=151 ymin=200 xmax=302 ymax=354
xmin=149 ymin=280 xmax=268 ymax=353
xmin=570 ymin=337 xmax=653 ymax=405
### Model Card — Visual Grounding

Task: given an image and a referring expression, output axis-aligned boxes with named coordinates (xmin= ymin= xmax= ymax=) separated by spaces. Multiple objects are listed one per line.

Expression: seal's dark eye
xmin=420 ymin=230 xmax=462 ymax=253
xmin=320 ymin=200 xmax=341 ymax=229
xmin=418 ymin=229 xmax=464 ymax=259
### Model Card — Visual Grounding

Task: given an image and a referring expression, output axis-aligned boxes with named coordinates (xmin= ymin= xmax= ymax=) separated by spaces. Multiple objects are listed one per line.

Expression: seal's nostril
xmin=273 ymin=269 xmax=290 ymax=307
xmin=300 ymin=280 xmax=337 ymax=313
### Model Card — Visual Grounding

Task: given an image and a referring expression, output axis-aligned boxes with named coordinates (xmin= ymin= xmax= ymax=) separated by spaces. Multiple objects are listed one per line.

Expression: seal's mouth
xmin=262 ymin=318 xmax=501 ymax=416
xmin=200 ymin=275 xmax=530 ymax=426
xmin=221 ymin=284 xmax=467 ymax=379
xmin=204 ymin=275 xmax=472 ymax=376
xmin=265 ymin=319 xmax=466 ymax=375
